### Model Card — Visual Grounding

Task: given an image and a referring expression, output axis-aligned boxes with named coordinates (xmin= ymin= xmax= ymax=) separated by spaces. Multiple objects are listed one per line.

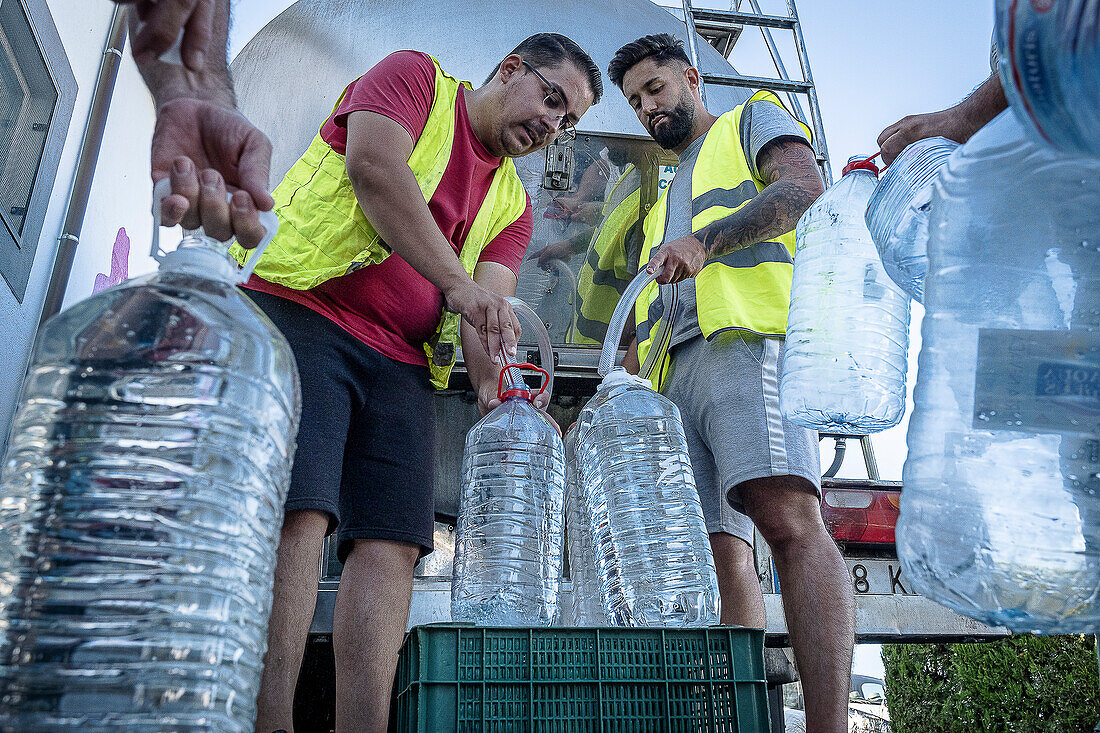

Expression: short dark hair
xmin=485 ymin=33 xmax=603 ymax=105
xmin=608 ymin=33 xmax=692 ymax=90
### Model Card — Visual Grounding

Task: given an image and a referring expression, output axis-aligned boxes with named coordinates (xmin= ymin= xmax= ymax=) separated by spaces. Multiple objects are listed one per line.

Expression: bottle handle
xmin=150 ymin=178 xmax=279 ymax=284
xmin=503 ymin=297 xmax=555 ymax=401
xmin=497 ymin=363 xmax=549 ymax=401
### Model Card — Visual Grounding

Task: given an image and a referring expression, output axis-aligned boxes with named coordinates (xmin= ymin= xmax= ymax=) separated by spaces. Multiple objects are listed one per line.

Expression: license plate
xmin=846 ymin=558 xmax=916 ymax=596
xmin=765 ymin=557 xmax=917 ymax=596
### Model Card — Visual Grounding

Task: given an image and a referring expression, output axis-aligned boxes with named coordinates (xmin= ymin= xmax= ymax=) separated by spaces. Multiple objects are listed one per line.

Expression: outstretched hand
xmin=877 ymin=74 xmax=1008 ymax=166
xmin=151 ymin=98 xmax=274 ymax=247
xmin=876 ymin=109 xmax=969 ymax=166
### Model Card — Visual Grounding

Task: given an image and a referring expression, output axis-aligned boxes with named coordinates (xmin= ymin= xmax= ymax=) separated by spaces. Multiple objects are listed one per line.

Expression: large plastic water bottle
xmin=562 ymin=424 xmax=602 ymax=626
xmin=0 ymin=181 xmax=299 ymax=731
xmin=995 ymin=0 xmax=1100 ymax=158
xmin=899 ymin=111 xmax=1100 ymax=633
xmin=781 ymin=156 xmax=912 ymax=435
xmin=865 ymin=137 xmax=958 ymax=303
xmin=572 ymin=270 xmax=720 ymax=628
xmin=451 ymin=299 xmax=565 ymax=626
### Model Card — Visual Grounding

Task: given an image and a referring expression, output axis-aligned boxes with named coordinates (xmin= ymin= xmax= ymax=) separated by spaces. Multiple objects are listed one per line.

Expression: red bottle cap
xmin=842 ymin=152 xmax=882 ymax=176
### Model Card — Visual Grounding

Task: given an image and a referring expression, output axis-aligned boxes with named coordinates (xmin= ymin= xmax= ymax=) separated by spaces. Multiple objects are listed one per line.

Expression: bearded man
xmin=608 ymin=34 xmax=851 ymax=733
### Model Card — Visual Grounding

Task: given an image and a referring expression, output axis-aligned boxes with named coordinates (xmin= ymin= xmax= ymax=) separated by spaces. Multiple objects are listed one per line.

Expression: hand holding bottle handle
xmin=495 ymin=296 xmax=555 ymax=402
xmin=496 ymin=363 xmax=550 ymax=401
xmin=151 ymin=178 xmax=278 ymax=284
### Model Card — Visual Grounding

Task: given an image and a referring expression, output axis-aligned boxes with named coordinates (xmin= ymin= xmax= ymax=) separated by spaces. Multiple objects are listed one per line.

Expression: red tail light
xmin=820 ymin=484 xmax=900 ymax=546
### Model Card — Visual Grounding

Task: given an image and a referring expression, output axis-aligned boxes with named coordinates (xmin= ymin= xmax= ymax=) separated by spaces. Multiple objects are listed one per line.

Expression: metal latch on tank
xmin=525 ymin=347 xmax=559 ymax=370
xmin=542 ymin=143 xmax=574 ymax=190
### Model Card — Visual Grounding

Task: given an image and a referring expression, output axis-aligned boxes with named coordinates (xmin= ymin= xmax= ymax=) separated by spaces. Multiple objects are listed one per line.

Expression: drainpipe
xmin=37 ymin=4 xmax=128 ymax=327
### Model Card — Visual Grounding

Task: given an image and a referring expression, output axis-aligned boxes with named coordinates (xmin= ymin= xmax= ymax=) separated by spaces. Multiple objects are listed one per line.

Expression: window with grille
xmin=0 ymin=0 xmax=75 ymax=302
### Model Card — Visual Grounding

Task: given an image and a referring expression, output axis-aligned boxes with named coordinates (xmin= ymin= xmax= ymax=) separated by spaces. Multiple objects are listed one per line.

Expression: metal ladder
xmin=676 ymin=0 xmax=833 ymax=184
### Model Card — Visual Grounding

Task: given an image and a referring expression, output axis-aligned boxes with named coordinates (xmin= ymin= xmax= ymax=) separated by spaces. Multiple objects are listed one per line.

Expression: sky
xmin=225 ymin=0 xmax=999 ymax=682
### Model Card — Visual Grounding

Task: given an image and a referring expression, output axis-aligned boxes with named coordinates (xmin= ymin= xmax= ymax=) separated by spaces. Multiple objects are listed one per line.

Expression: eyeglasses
xmin=521 ymin=60 xmax=576 ymax=143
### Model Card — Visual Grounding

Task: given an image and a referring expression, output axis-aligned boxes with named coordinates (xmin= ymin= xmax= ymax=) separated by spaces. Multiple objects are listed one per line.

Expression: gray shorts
xmin=664 ymin=331 xmax=822 ymax=544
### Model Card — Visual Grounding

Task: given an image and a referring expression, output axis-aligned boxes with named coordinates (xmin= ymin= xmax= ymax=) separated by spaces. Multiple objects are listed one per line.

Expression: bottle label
xmin=999 ymin=0 xmax=1068 ymax=142
xmin=973 ymin=328 xmax=1100 ymax=434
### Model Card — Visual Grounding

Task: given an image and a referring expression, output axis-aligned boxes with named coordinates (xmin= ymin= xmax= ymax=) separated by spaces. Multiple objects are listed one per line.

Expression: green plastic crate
xmin=389 ymin=624 xmax=769 ymax=733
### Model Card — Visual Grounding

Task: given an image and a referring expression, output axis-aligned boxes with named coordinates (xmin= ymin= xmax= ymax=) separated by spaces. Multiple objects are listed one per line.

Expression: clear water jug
xmin=899 ymin=111 xmax=1100 ymax=633
xmin=572 ymin=269 xmax=719 ymax=628
xmin=0 ymin=181 xmax=299 ymax=731
xmin=563 ymin=424 xmax=602 ymax=626
xmin=782 ymin=156 xmax=912 ymax=435
xmin=451 ymin=299 xmax=565 ymax=626
xmin=865 ymin=137 xmax=958 ymax=303
xmin=995 ymin=0 xmax=1100 ymax=158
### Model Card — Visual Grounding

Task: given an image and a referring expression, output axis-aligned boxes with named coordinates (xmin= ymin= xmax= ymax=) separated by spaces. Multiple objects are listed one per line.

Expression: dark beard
xmin=649 ymin=97 xmax=695 ymax=150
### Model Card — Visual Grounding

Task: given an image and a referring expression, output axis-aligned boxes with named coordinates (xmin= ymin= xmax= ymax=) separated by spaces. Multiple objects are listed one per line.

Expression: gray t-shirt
xmin=659 ymin=100 xmax=810 ymax=347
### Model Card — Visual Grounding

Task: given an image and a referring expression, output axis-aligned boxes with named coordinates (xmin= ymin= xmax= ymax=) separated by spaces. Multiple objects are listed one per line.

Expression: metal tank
xmin=231 ymin=0 xmax=750 ymax=179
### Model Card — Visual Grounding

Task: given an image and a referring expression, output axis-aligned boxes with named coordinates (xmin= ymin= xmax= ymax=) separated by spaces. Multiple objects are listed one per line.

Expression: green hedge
xmin=883 ymin=636 xmax=1099 ymax=733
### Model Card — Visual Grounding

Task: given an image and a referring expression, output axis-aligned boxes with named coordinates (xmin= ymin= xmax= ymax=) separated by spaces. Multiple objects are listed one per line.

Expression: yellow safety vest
xmin=569 ymin=166 xmax=643 ymax=346
xmin=635 ymin=90 xmax=811 ymax=391
xmin=231 ymin=55 xmax=529 ymax=389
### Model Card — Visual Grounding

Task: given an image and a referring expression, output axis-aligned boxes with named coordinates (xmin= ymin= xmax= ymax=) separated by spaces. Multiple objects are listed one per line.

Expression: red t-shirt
xmin=245 ymin=50 xmax=532 ymax=366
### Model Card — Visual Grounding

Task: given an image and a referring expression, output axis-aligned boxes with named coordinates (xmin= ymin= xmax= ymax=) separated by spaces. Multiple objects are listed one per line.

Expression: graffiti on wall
xmin=92 ymin=227 xmax=130 ymax=295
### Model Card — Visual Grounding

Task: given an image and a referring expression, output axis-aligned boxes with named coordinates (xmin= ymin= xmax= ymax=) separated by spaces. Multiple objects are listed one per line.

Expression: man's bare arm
xmin=645 ymin=139 xmax=823 ymax=285
xmin=114 ymin=0 xmax=215 ymax=72
xmin=462 ymin=263 xmax=520 ymax=413
xmin=121 ymin=0 xmax=273 ymax=246
xmin=129 ymin=0 xmax=234 ymax=109
xmin=345 ymin=111 xmax=520 ymax=361
xmin=463 ymin=263 xmax=556 ymax=433
xmin=697 ymin=139 xmax=824 ymax=258
xmin=877 ymin=73 xmax=1007 ymax=165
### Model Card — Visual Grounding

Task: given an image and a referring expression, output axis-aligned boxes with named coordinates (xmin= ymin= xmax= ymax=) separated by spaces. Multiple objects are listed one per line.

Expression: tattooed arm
xmin=646 ymin=139 xmax=824 ymax=284
xmin=697 ymin=139 xmax=824 ymax=257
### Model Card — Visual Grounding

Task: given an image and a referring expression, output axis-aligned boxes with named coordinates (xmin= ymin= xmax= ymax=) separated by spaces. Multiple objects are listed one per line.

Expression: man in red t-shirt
xmin=248 ymin=34 xmax=602 ymax=732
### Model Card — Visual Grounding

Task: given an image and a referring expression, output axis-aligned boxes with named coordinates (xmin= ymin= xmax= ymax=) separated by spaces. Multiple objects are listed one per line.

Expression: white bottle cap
xmin=160 ymin=235 xmax=240 ymax=282
xmin=599 ymin=367 xmax=651 ymax=389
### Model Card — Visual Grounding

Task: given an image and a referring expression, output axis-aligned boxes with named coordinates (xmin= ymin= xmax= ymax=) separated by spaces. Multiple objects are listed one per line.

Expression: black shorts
xmin=246 ymin=290 xmax=437 ymax=561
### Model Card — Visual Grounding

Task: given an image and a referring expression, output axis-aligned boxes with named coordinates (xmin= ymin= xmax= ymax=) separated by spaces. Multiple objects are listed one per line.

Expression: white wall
xmin=0 ymin=1 xmax=157 ymax=450
xmin=59 ymin=23 xmax=160 ymax=312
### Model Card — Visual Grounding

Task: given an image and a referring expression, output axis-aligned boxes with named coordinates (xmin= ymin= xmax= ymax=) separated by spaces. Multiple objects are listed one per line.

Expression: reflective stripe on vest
xmin=635 ymin=90 xmax=811 ymax=391
xmin=570 ymin=167 xmax=643 ymax=345
xmin=230 ymin=55 xmax=528 ymax=390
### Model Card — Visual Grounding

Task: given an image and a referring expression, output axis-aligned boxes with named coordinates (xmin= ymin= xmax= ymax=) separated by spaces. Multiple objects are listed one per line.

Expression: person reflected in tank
xmin=530 ymin=138 xmax=651 ymax=346
xmin=534 ymin=137 xmax=640 ymax=258
xmin=528 ymin=143 xmax=621 ymax=287
xmin=543 ymin=156 xmax=610 ymax=229
xmin=236 ymin=34 xmax=601 ymax=733
xmin=608 ymin=34 xmax=851 ymax=733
